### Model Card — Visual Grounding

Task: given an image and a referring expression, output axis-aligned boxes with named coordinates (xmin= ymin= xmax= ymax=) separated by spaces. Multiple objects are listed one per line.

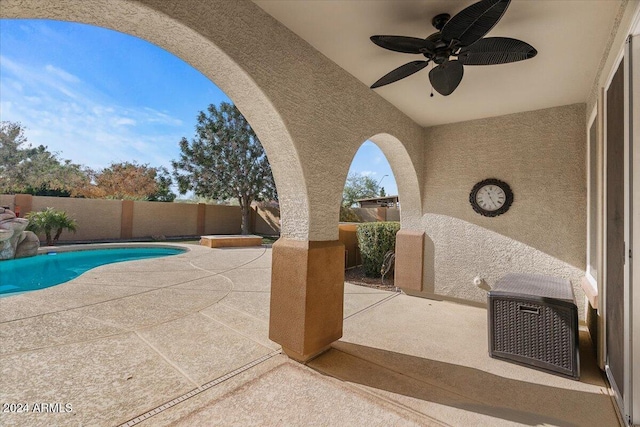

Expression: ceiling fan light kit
xmin=370 ymin=0 xmax=537 ymax=96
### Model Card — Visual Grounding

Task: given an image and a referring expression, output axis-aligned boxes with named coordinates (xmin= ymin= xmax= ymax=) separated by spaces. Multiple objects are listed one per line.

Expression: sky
xmin=0 ymin=19 xmax=399 ymax=197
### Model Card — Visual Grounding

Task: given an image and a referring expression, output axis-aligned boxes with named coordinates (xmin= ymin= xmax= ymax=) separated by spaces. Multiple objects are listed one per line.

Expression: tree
xmin=0 ymin=121 xmax=89 ymax=196
xmin=379 ymin=187 xmax=386 ymax=197
xmin=26 ymin=207 xmax=78 ymax=246
xmin=172 ymin=102 xmax=277 ymax=234
xmin=76 ymin=161 xmax=176 ymax=201
xmin=342 ymin=173 xmax=380 ymax=208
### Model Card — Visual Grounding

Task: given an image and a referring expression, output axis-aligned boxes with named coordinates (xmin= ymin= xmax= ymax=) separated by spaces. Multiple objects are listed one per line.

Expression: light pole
xmin=377 ymin=174 xmax=388 ymax=189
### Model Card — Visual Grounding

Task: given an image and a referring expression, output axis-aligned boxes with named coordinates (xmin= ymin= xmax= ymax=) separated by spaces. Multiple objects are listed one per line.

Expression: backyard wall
xmin=1 ymin=196 xmax=249 ymax=242
xmin=203 ymin=204 xmax=242 ymax=235
xmin=2 ymin=194 xmax=395 ymax=243
xmin=420 ymin=103 xmax=587 ymax=315
xmin=132 ymin=201 xmax=199 ymax=238
xmin=252 ymin=206 xmax=280 ymax=236
xmin=32 ymin=196 xmax=123 ymax=242
xmin=0 ymin=195 xmax=15 ymax=210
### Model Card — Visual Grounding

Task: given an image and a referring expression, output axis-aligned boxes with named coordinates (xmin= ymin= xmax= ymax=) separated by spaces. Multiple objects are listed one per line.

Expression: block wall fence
xmin=0 ymin=194 xmax=396 ymax=243
xmin=0 ymin=194 xmax=277 ymax=242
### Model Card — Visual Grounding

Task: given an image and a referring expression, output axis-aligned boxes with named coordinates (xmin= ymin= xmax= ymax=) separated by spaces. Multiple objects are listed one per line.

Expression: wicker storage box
xmin=488 ymin=273 xmax=579 ymax=379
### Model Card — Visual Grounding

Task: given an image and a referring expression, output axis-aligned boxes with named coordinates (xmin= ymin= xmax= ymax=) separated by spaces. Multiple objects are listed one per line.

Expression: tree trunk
xmin=45 ymin=231 xmax=53 ymax=246
xmin=241 ymin=203 xmax=251 ymax=235
xmin=53 ymin=228 xmax=63 ymax=243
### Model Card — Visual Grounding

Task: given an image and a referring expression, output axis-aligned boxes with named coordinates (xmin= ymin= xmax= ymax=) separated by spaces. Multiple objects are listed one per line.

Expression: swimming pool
xmin=0 ymin=247 xmax=185 ymax=296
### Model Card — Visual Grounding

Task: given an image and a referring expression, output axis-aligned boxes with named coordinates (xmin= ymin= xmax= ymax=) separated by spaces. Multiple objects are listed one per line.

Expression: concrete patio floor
xmin=0 ymin=244 xmax=620 ymax=426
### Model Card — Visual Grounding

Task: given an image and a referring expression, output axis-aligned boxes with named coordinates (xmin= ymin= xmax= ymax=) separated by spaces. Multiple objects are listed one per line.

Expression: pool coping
xmin=36 ymin=242 xmax=193 ymax=255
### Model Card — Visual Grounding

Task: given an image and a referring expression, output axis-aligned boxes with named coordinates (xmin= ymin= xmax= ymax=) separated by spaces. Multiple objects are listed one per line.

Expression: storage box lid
xmin=491 ymin=273 xmax=575 ymax=303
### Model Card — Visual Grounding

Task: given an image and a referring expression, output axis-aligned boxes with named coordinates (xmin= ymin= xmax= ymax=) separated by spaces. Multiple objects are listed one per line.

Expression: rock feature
xmin=0 ymin=207 xmax=39 ymax=260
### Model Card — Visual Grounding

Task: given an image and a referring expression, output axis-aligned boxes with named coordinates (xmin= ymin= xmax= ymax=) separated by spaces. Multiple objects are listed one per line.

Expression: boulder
xmin=14 ymin=231 xmax=40 ymax=259
xmin=0 ymin=208 xmax=39 ymax=260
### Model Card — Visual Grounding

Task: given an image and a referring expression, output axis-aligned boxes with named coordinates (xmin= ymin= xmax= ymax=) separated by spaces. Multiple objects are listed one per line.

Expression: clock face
xmin=475 ymin=184 xmax=506 ymax=211
xmin=469 ymin=178 xmax=513 ymax=217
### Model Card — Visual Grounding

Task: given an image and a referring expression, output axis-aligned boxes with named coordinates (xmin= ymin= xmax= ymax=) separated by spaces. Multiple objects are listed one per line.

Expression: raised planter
xmin=200 ymin=235 xmax=263 ymax=248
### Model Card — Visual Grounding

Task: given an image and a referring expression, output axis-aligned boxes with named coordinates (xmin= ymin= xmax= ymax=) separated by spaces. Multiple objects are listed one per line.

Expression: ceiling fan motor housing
xmin=431 ymin=13 xmax=450 ymax=31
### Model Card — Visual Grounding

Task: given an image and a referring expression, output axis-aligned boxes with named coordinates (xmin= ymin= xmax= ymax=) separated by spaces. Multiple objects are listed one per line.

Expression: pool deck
xmin=0 ymin=244 xmax=621 ymax=426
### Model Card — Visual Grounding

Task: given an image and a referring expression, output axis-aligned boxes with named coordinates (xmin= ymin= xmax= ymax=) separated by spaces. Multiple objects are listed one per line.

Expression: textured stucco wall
xmin=0 ymin=0 xmax=426 ymax=241
xmin=253 ymin=207 xmax=280 ymax=236
xmin=420 ymin=104 xmax=587 ymax=316
xmin=204 ymin=205 xmax=241 ymax=235
xmin=31 ymin=196 xmax=123 ymax=241
xmin=132 ymin=201 xmax=198 ymax=238
xmin=387 ymin=208 xmax=400 ymax=222
xmin=0 ymin=195 xmax=15 ymax=211
xmin=351 ymin=208 xmax=379 ymax=223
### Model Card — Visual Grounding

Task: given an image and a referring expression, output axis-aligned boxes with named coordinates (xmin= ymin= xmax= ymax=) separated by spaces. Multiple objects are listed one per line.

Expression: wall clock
xmin=469 ymin=178 xmax=513 ymax=217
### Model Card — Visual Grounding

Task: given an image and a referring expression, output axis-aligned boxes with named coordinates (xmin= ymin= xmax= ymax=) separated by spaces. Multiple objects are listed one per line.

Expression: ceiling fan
xmin=369 ymin=0 xmax=537 ymax=96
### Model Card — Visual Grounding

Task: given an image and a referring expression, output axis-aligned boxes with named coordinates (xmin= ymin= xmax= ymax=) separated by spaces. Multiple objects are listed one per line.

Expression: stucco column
xmin=394 ymin=229 xmax=425 ymax=292
xmin=120 ymin=200 xmax=134 ymax=240
xmin=269 ymin=238 xmax=345 ymax=362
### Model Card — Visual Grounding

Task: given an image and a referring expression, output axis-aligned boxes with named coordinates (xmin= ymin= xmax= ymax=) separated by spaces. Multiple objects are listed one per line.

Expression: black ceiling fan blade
xmin=429 ymin=60 xmax=464 ymax=96
xmin=371 ymin=60 xmax=429 ymax=89
xmin=441 ymin=0 xmax=511 ymax=48
xmin=370 ymin=35 xmax=435 ymax=54
xmin=458 ymin=37 xmax=537 ymax=65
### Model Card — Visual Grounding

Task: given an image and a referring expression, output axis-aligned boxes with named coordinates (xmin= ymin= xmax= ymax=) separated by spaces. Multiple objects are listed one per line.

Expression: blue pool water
xmin=0 ymin=247 xmax=185 ymax=296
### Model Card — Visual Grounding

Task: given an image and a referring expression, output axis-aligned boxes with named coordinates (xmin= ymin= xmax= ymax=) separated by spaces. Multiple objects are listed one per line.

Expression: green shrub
xmin=356 ymin=221 xmax=400 ymax=277
xmin=26 ymin=207 xmax=77 ymax=246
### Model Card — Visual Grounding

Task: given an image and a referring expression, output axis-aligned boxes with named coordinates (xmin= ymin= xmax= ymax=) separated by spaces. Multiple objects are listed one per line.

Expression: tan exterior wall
xmin=4 ymin=196 xmax=254 ymax=241
xmin=387 ymin=208 xmax=400 ymax=222
xmin=253 ymin=206 xmax=280 ymax=235
xmin=421 ymin=104 xmax=587 ymax=316
xmin=31 ymin=196 xmax=123 ymax=241
xmin=351 ymin=208 xmax=378 ymax=223
xmin=203 ymin=205 xmax=241 ymax=235
xmin=131 ymin=201 xmax=199 ymax=238
xmin=0 ymin=195 xmax=15 ymax=211
xmin=5 ymin=196 xmax=398 ymax=244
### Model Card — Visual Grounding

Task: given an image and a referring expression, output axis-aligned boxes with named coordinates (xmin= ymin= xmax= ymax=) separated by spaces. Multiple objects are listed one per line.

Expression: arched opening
xmin=339 ymin=133 xmax=424 ymax=291
xmin=0 ymin=0 xmax=309 ymax=239
xmin=340 ymin=140 xmax=399 ymax=283
xmin=368 ymin=133 xmax=422 ymax=228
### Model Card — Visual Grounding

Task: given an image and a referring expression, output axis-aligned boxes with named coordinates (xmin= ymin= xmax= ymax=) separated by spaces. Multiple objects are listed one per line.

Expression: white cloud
xmin=143 ymin=107 xmax=183 ymax=126
xmin=111 ymin=117 xmax=136 ymax=126
xmin=360 ymin=171 xmax=376 ymax=177
xmin=45 ymin=64 xmax=81 ymax=83
xmin=0 ymin=56 xmax=185 ymax=171
xmin=0 ymin=55 xmax=80 ymax=100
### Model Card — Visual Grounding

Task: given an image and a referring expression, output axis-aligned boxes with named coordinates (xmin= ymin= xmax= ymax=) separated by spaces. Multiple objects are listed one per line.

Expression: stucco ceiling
xmin=253 ymin=0 xmax=622 ymax=127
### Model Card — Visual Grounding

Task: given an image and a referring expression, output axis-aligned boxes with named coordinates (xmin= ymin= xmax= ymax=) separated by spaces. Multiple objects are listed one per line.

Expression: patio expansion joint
xmin=217 ymin=301 xmax=269 ymax=325
xmin=297 ymin=356 xmax=451 ymax=427
xmin=187 ymin=247 xmax=268 ymax=275
xmin=0 ymin=329 xmax=133 ymax=358
xmin=0 ymin=271 xmax=230 ymax=325
xmin=134 ymin=330 xmax=200 ymax=388
xmin=116 ymin=349 xmax=282 ymax=427
xmin=199 ymin=310 xmax=278 ymax=351
xmin=2 ymin=247 xmax=268 ymax=325
xmin=343 ymin=292 xmax=400 ymax=321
